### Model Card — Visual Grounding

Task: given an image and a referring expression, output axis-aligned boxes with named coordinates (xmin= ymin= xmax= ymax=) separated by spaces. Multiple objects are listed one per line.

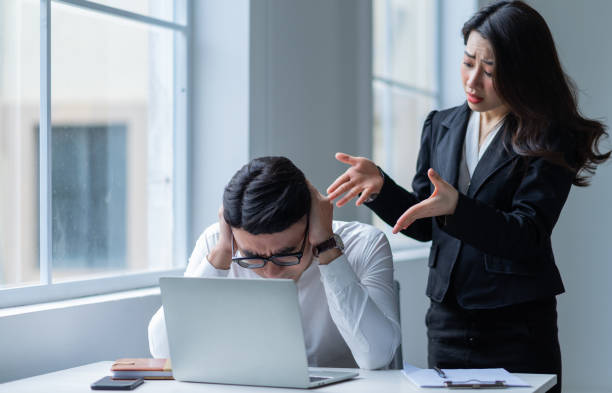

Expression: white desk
xmin=0 ymin=361 xmax=556 ymax=393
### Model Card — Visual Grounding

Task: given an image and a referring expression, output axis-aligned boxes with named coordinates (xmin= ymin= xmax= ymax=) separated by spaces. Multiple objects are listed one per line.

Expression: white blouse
xmin=458 ymin=110 xmax=505 ymax=193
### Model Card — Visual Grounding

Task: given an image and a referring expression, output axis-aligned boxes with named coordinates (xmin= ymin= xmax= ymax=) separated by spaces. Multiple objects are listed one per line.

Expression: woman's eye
xmin=463 ymin=62 xmax=473 ymax=68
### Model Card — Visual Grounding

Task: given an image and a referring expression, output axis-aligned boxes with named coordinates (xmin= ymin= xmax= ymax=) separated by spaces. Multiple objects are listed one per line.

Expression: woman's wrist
xmin=364 ymin=167 xmax=385 ymax=203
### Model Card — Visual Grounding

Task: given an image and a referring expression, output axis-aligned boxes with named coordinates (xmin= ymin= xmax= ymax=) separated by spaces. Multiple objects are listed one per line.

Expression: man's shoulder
xmin=332 ymin=220 xmax=388 ymax=247
xmin=194 ymin=222 xmax=221 ymax=249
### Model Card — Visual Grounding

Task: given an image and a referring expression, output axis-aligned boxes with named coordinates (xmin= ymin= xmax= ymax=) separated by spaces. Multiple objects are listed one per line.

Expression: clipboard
xmin=444 ymin=379 xmax=507 ymax=389
xmin=402 ymin=364 xmax=531 ymax=389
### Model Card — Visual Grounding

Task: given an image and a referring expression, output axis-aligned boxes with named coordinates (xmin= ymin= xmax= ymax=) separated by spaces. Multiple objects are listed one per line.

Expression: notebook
xmin=111 ymin=358 xmax=173 ymax=379
xmin=159 ymin=277 xmax=359 ymax=388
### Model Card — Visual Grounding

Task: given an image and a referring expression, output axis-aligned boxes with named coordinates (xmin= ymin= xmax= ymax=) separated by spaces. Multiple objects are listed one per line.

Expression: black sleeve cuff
xmin=439 ymin=192 xmax=474 ymax=237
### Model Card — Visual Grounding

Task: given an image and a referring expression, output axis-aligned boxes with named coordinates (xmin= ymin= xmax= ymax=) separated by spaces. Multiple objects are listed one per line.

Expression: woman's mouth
xmin=467 ymin=93 xmax=483 ymax=104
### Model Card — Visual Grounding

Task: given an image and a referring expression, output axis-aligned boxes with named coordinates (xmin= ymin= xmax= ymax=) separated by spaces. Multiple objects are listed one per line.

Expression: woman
xmin=327 ymin=1 xmax=609 ymax=392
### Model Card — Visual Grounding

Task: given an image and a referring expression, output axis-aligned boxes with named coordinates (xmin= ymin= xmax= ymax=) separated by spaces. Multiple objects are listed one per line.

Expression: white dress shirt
xmin=148 ymin=220 xmax=401 ymax=370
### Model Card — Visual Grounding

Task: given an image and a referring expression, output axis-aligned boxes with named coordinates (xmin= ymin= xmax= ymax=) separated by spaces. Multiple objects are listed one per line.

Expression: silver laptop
xmin=159 ymin=277 xmax=359 ymax=388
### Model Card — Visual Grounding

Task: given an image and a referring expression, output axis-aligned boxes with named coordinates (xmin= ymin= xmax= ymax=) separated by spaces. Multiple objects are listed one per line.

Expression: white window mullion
xmin=52 ymin=0 xmax=187 ymax=32
xmin=172 ymin=1 xmax=190 ymax=267
xmin=382 ymin=0 xmax=394 ymax=173
xmin=39 ymin=0 xmax=52 ymax=286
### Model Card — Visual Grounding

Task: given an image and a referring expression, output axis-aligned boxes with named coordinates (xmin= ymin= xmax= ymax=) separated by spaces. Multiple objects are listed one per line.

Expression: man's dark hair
xmin=223 ymin=156 xmax=311 ymax=234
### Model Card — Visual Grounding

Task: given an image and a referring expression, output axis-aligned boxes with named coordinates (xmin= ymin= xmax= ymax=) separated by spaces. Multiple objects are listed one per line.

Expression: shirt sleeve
xmin=148 ymin=224 xmax=228 ymax=358
xmin=318 ymin=227 xmax=401 ymax=370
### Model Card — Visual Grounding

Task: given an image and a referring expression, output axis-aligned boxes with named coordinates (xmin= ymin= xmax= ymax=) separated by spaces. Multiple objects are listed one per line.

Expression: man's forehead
xmin=233 ymin=225 xmax=305 ymax=255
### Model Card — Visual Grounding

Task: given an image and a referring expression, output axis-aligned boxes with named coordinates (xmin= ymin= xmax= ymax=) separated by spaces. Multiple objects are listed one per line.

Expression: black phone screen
xmin=91 ymin=376 xmax=144 ymax=390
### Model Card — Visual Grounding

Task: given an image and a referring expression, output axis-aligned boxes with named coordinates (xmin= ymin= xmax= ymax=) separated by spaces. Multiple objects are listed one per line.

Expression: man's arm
xmin=319 ymin=226 xmax=401 ymax=370
xmin=148 ymin=222 xmax=231 ymax=358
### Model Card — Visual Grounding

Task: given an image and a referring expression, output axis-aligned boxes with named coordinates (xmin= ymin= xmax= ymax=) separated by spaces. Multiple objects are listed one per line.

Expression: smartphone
xmin=91 ymin=376 xmax=144 ymax=390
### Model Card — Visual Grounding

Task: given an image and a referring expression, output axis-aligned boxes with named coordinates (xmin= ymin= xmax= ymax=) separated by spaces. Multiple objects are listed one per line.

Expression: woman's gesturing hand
xmin=392 ymin=168 xmax=459 ymax=234
xmin=327 ymin=152 xmax=384 ymax=207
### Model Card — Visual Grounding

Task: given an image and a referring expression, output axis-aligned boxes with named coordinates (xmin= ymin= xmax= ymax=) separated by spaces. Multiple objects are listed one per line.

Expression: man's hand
xmin=392 ymin=168 xmax=459 ymax=234
xmin=307 ymin=182 xmax=341 ymax=265
xmin=206 ymin=206 xmax=234 ymax=270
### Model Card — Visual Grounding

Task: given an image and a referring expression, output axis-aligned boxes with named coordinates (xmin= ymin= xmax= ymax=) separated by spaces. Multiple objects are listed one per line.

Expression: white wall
xmin=189 ymin=0 xmax=251 ymax=245
xmin=248 ymin=0 xmax=371 ymax=224
xmin=0 ymin=290 xmax=160 ymax=383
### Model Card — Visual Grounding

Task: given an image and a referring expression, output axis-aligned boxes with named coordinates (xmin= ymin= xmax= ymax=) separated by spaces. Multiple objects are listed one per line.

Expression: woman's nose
xmin=466 ymin=69 xmax=481 ymax=89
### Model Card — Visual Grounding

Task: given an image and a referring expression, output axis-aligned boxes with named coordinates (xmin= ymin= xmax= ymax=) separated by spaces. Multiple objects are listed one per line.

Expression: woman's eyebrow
xmin=464 ymin=50 xmax=494 ymax=65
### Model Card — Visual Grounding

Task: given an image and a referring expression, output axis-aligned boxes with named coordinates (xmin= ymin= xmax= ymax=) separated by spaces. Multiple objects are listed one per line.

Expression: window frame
xmin=0 ymin=0 xmax=190 ymax=308
xmin=372 ymin=0 xmax=441 ymax=252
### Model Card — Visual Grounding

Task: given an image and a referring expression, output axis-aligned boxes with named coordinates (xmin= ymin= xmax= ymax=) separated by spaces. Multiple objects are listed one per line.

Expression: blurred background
xmin=0 ymin=1 xmax=610 ymax=392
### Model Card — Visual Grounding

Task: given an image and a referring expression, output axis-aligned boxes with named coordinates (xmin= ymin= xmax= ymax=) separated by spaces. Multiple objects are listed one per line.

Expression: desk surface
xmin=0 ymin=361 xmax=556 ymax=393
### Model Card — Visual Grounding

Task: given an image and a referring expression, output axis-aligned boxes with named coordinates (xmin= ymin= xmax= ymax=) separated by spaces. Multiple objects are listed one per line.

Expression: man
xmin=148 ymin=156 xmax=400 ymax=370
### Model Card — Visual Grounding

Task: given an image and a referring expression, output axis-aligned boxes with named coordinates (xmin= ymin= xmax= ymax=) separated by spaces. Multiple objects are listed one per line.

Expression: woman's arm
xmin=365 ymin=110 xmax=438 ymax=242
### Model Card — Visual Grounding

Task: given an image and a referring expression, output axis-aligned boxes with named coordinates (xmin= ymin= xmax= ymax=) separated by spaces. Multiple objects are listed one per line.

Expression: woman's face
xmin=461 ymin=30 xmax=507 ymax=114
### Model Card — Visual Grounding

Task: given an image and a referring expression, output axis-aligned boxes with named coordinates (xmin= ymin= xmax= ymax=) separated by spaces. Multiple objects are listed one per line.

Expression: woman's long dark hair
xmin=462 ymin=0 xmax=609 ymax=186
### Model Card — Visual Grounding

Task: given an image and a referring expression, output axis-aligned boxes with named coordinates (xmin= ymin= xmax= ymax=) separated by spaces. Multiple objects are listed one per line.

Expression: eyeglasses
xmin=231 ymin=220 xmax=309 ymax=269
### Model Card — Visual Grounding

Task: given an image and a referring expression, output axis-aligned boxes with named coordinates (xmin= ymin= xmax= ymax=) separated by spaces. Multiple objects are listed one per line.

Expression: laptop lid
xmin=160 ymin=277 xmax=315 ymax=388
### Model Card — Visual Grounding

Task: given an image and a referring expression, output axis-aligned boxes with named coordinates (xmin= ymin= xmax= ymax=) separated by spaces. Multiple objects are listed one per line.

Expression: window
xmin=0 ymin=0 xmax=189 ymax=307
xmin=372 ymin=0 xmax=439 ymax=250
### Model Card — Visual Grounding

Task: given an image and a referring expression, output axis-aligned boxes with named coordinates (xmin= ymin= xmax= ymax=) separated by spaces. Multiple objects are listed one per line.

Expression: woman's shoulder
xmin=421 ymin=103 xmax=470 ymax=132
xmin=432 ymin=103 xmax=469 ymax=125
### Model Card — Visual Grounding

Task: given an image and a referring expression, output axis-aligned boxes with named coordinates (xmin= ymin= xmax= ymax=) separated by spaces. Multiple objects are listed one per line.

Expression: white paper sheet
xmin=402 ymin=363 xmax=531 ymax=388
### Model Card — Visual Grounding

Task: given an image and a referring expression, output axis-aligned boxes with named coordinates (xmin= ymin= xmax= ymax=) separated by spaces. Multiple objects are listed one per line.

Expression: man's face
xmin=231 ymin=216 xmax=313 ymax=281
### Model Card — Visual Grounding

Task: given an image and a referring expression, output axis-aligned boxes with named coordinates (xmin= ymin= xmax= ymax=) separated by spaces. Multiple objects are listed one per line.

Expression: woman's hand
xmin=392 ymin=168 xmax=459 ymax=234
xmin=327 ymin=152 xmax=384 ymax=207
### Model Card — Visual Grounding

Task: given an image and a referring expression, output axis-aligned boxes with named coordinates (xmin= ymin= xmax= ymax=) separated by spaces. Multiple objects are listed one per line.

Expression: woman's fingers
xmin=389 ymin=169 xmax=458 ymax=234
xmin=355 ymin=189 xmax=373 ymax=206
xmin=335 ymin=152 xmax=358 ymax=166
xmin=392 ymin=205 xmax=419 ymax=234
xmin=327 ymin=173 xmax=350 ymax=195
xmin=392 ymin=198 xmax=436 ymax=233
xmin=327 ymin=180 xmax=354 ymax=202
xmin=335 ymin=186 xmax=363 ymax=207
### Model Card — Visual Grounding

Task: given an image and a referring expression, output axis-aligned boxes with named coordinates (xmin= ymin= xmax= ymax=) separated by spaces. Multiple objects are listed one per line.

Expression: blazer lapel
xmin=467 ymin=122 xmax=518 ymax=197
xmin=436 ymin=103 xmax=470 ymax=188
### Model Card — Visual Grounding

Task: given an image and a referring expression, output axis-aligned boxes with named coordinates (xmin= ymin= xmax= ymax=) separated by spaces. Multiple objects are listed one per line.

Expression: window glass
xmin=372 ymin=0 xmax=438 ymax=249
xmin=50 ymin=2 xmax=174 ymax=282
xmin=0 ymin=0 xmax=40 ymax=288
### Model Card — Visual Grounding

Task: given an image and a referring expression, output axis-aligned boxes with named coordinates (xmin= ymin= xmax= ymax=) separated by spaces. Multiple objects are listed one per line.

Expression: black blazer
xmin=366 ymin=103 xmax=574 ymax=309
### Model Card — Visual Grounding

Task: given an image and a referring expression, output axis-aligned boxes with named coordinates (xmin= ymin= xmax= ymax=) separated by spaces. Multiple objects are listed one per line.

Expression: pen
xmin=433 ymin=366 xmax=447 ymax=379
